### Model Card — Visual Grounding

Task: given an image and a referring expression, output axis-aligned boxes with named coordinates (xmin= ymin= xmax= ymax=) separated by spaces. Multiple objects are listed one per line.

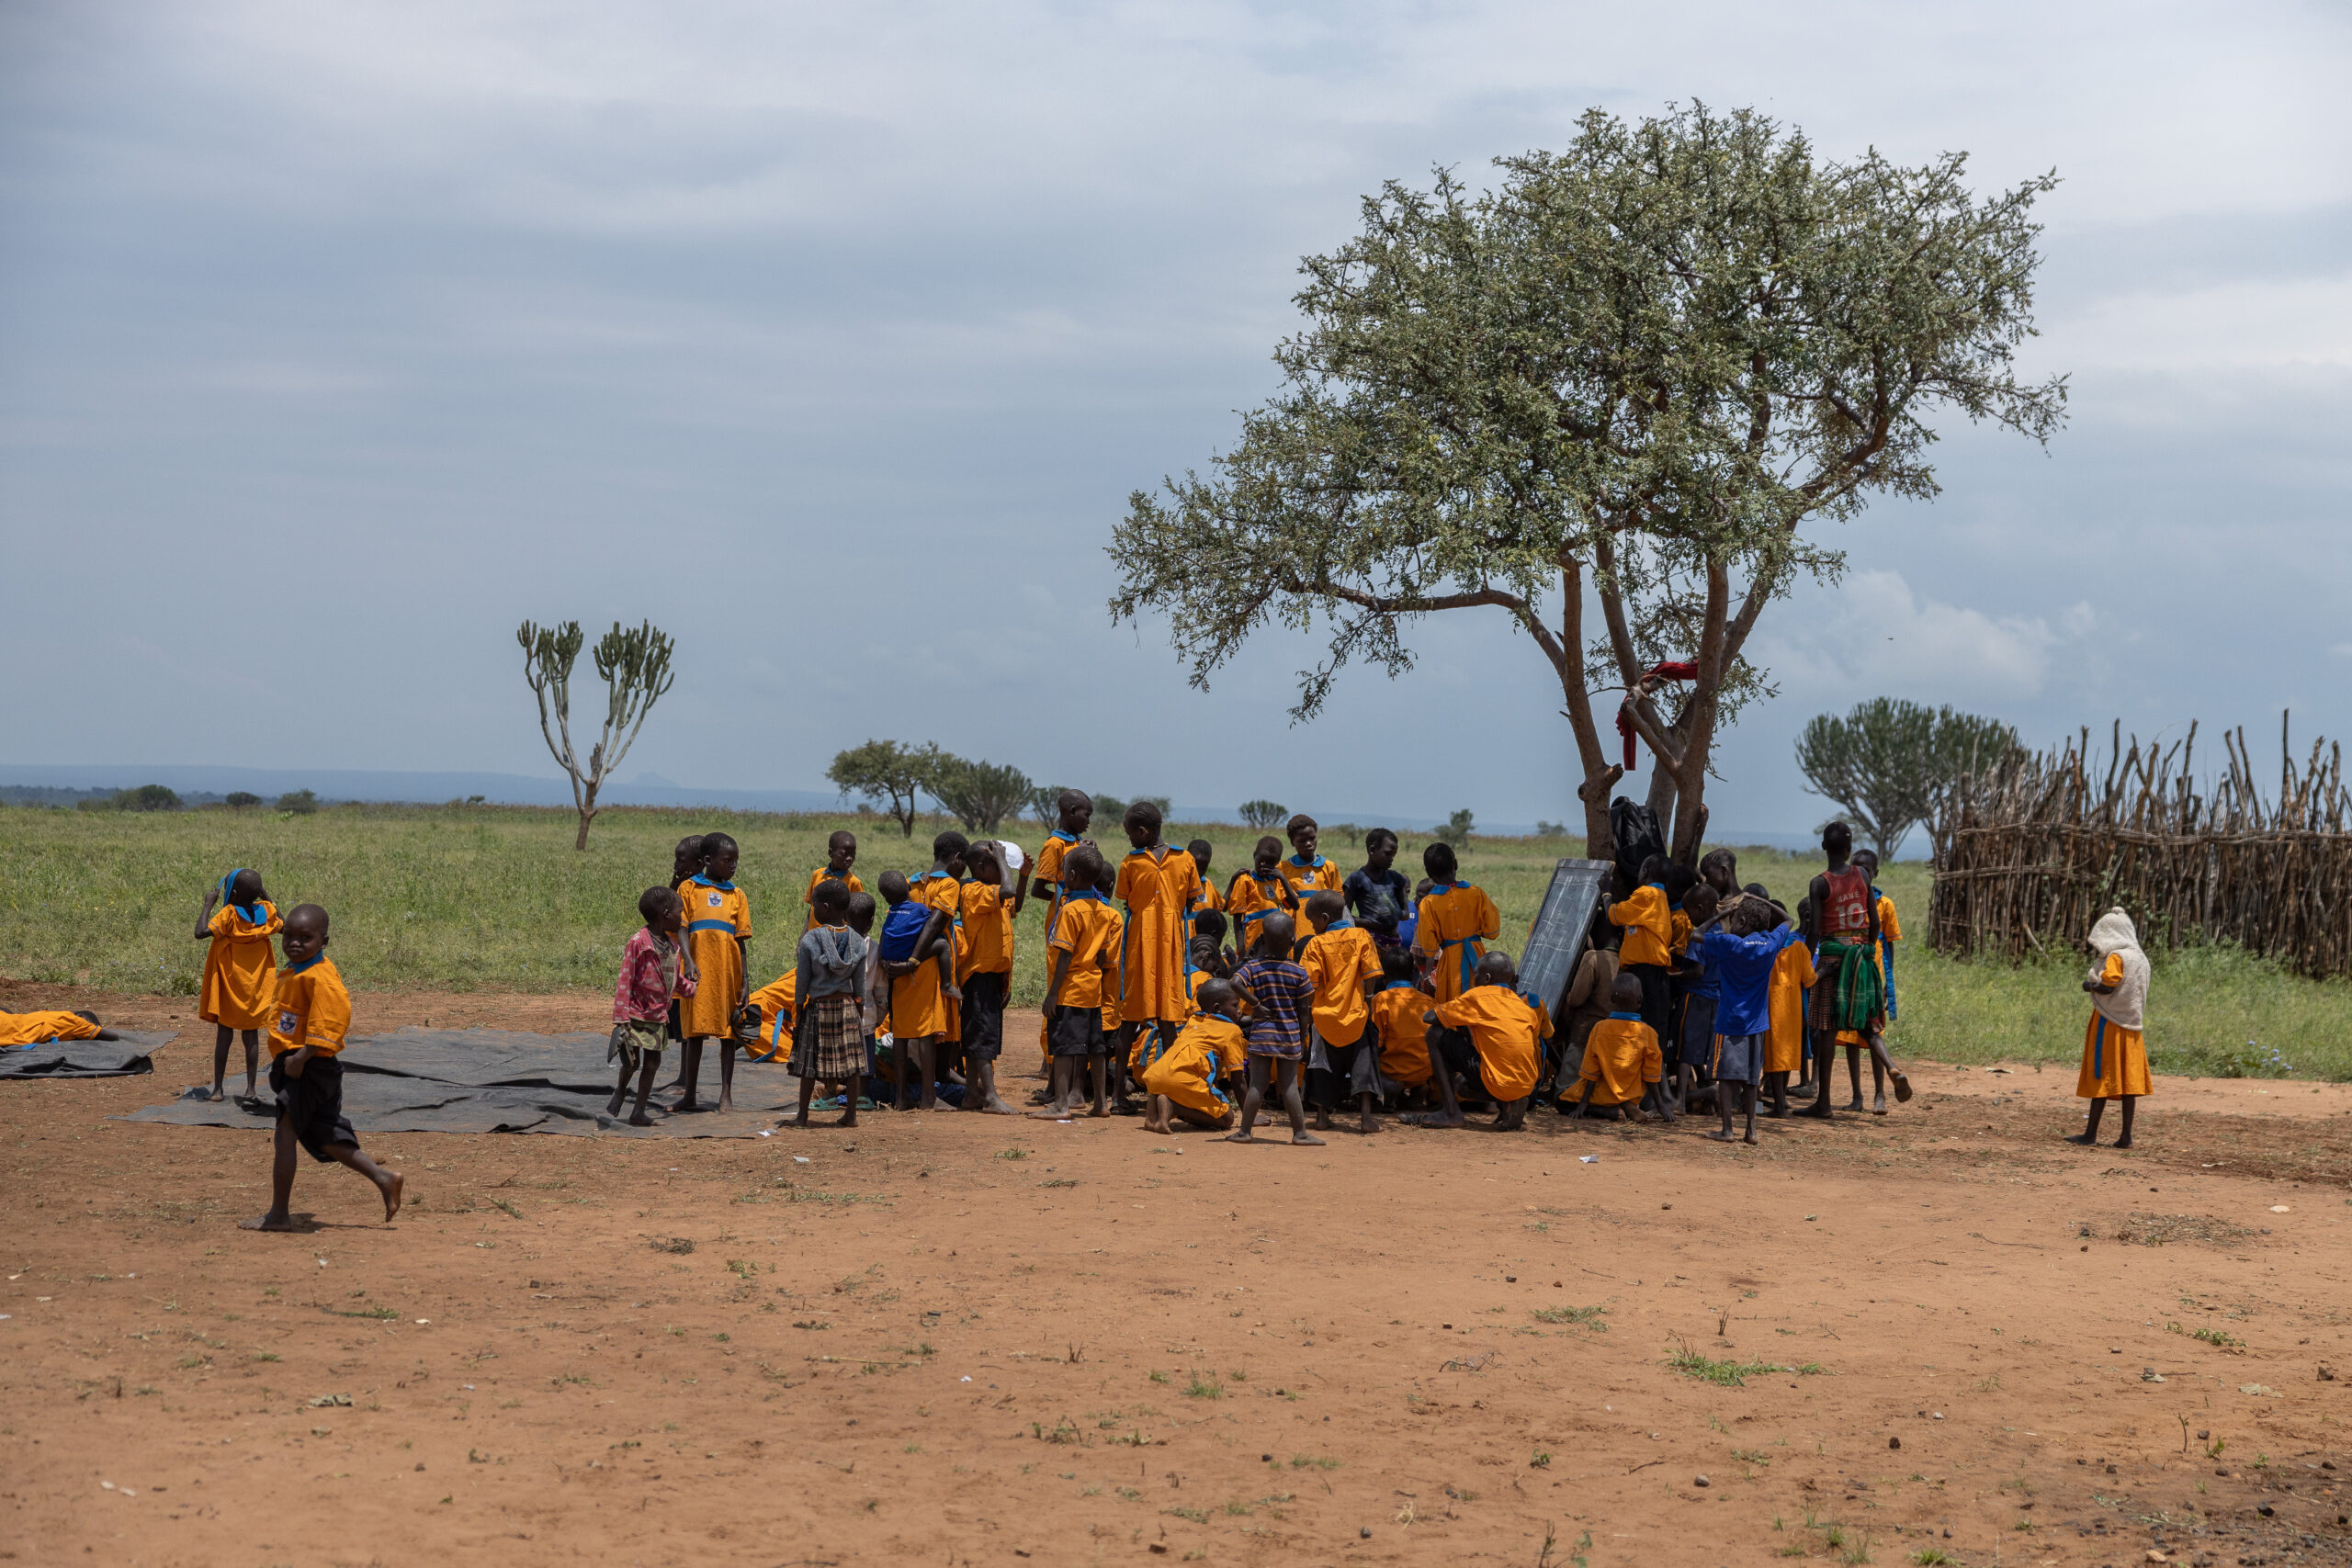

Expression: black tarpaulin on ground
xmin=116 ymin=1027 xmax=807 ymax=1138
xmin=0 ymin=1032 xmax=173 ymax=1078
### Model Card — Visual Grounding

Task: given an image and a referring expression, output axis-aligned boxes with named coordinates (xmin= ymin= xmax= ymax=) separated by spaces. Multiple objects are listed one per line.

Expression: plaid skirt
xmin=793 ymin=995 xmax=865 ymax=1081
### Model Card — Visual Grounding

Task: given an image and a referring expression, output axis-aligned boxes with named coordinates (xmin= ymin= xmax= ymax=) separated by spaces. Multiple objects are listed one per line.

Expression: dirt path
xmin=4 ymin=986 xmax=2348 ymax=1565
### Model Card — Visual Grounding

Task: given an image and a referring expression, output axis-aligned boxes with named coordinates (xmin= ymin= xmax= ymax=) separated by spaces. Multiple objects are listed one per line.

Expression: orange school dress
xmin=1414 ymin=882 xmax=1501 ymax=1005
xmin=677 ymin=875 xmax=752 ymax=1039
xmin=1115 ymin=847 xmax=1201 ymax=1027
xmin=0 ymin=1010 xmax=103 ymax=1047
xmin=200 ymin=896 xmax=284 ymax=1031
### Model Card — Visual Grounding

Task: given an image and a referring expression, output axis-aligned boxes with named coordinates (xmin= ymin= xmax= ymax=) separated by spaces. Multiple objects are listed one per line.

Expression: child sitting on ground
xmin=1226 ymin=911 xmax=1319 ymax=1145
xmin=1139 ymin=977 xmax=1245 ymax=1134
xmin=2070 ymin=907 xmax=2153 ymax=1149
xmin=609 ymin=886 xmax=692 ymax=1125
xmin=1300 ymin=890 xmax=1384 ymax=1134
xmin=1342 ymin=829 xmax=1412 ymax=952
xmin=1691 ymin=896 xmax=1799 ymax=1145
xmin=194 ymin=868 xmax=281 ymax=1101
xmin=793 ymin=880 xmax=871 ymax=1128
xmin=1565 ymin=973 xmax=1668 ymax=1125
xmin=1555 ymin=918 xmax=1620 ymax=1107
xmin=1036 ymin=845 xmax=1118 ymax=1118
xmin=250 ymin=905 xmax=403 ymax=1229
xmin=1368 ymin=946 xmax=1433 ymax=1107
xmin=1416 ymin=950 xmax=1549 ymax=1130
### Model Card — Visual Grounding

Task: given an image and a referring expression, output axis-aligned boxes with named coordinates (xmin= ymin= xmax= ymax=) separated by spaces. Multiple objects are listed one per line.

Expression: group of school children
xmin=0 ymin=798 xmax=2155 ymax=1233
xmin=599 ymin=795 xmax=2154 ymax=1150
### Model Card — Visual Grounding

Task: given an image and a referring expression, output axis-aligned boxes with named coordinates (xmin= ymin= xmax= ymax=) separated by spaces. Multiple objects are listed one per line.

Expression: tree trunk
xmin=574 ymin=782 xmax=600 ymax=851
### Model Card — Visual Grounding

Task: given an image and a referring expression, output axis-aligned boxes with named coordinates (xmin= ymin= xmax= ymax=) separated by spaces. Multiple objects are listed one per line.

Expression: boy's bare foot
xmin=1359 ymin=1112 xmax=1380 ymax=1134
xmin=605 ymin=1095 xmax=627 ymax=1116
xmin=1845 ymin=1098 xmax=1866 ymax=1111
xmin=1291 ymin=1131 xmax=1326 ymax=1145
xmin=836 ymin=1113 xmax=858 ymax=1127
xmin=1029 ymin=1107 xmax=1071 ymax=1120
xmin=717 ymin=1095 xmax=735 ymax=1112
xmin=381 ymin=1171 xmax=405 ymax=1223
xmin=1705 ymin=1127 xmax=1738 ymax=1141
xmin=1406 ymin=1111 xmax=1465 ymax=1128
xmin=931 ymin=1100 xmax=956 ymax=1112
xmin=1086 ymin=1105 xmax=1112 ymax=1118
xmin=1872 ymin=1094 xmax=1888 ymax=1116
xmin=1801 ymin=1102 xmax=1834 ymax=1119
xmin=2111 ymin=1135 xmax=2133 ymax=1149
xmin=1891 ymin=1073 xmax=1913 ymax=1102
xmin=1223 ymin=1130 xmax=1258 ymax=1143
xmin=628 ymin=1111 xmax=656 ymax=1127
xmin=248 ymin=1213 xmax=300 ymax=1232
xmin=205 ymin=1086 xmax=225 ymax=1102
xmin=1314 ymin=1108 xmax=1332 ymax=1131
xmin=2065 ymin=1131 xmax=2097 ymax=1145
xmin=1742 ymin=1129 xmax=1758 ymax=1145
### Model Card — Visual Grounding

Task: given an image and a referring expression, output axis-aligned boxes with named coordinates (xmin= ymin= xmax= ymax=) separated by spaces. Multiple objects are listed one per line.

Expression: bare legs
xmin=210 ymin=1026 xmax=260 ymax=1101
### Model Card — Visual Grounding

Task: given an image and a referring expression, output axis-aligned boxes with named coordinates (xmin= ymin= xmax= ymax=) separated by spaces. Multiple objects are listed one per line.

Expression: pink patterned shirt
xmin=614 ymin=929 xmax=690 ymax=1022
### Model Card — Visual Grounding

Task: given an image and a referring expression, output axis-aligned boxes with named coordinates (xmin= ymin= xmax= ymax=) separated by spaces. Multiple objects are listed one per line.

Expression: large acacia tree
xmin=1110 ymin=105 xmax=2065 ymax=859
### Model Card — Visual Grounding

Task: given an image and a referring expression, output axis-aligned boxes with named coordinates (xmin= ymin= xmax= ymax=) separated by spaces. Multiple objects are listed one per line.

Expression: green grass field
xmin=3 ymin=801 xmax=2344 ymax=1079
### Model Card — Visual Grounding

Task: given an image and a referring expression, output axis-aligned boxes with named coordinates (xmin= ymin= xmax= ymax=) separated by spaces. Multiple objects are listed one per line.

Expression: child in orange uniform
xmin=1368 ymin=947 xmax=1433 ymax=1103
xmin=0 ymin=1009 xmax=130 ymax=1045
xmin=1037 ymin=844 xmax=1117 ymax=1118
xmin=1566 ymin=973 xmax=1667 ymax=1124
xmin=1184 ymin=840 xmax=1222 ymax=922
xmin=1758 ymin=888 xmax=1815 ymax=1118
xmin=2069 ymin=907 xmax=2153 ymax=1149
xmin=1418 ymin=950 xmax=1549 ymax=1130
xmin=250 ymin=905 xmax=402 ymax=1229
xmin=1299 ymin=890 xmax=1383 ymax=1133
xmin=1024 ymin=791 xmax=1095 ymax=1074
xmin=1608 ymin=853 xmax=1676 ymax=1047
xmin=1114 ymin=802 xmax=1202 ymax=1083
xmin=1225 ymin=836 xmax=1298 ymax=949
xmin=194 ymin=868 xmax=282 ymax=1101
xmin=956 ymin=841 xmax=1020 ymax=1114
xmin=1412 ymin=843 xmax=1500 ymax=1006
xmin=876 ymin=871 xmax=958 ymax=1111
xmin=802 ymin=830 xmax=863 ymax=931
xmin=674 ymin=832 xmax=752 ymax=1112
xmin=1276 ymin=815 xmax=1344 ymax=904
xmin=1140 ymin=977 xmax=1244 ymax=1134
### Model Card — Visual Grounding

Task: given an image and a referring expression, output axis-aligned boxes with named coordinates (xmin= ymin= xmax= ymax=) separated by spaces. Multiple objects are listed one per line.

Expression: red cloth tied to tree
xmin=1616 ymin=660 xmax=1700 ymax=771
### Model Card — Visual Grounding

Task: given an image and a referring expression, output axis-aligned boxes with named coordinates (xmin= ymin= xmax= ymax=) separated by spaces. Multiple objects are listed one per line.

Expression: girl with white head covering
xmin=2068 ymin=907 xmax=2152 ymax=1148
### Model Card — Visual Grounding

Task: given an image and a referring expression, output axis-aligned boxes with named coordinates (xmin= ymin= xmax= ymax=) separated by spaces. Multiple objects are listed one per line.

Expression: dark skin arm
xmin=193 ymin=887 xmax=220 ymax=941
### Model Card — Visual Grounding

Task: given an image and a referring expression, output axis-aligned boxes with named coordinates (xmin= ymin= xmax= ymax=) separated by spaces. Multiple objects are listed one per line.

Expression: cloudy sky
xmin=4 ymin=1 xmax=2346 ymax=841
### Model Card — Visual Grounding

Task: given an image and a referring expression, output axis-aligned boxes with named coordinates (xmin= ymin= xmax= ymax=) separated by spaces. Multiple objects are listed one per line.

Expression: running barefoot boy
xmin=792 ymin=880 xmax=871 ymax=1128
xmin=1564 ymin=973 xmax=1667 ymax=1125
xmin=1226 ymin=912 xmax=1320 ymax=1145
xmin=956 ymin=840 xmax=1021 ymax=1114
xmin=1138 ymin=977 xmax=1244 ymax=1134
xmin=195 ymin=868 xmax=281 ymax=1101
xmin=1417 ymin=951 xmax=1549 ymax=1131
xmin=675 ymin=833 xmax=752 ymax=1111
xmin=1036 ymin=845 xmax=1117 ymax=1117
xmin=2070 ymin=907 xmax=2153 ymax=1149
xmin=608 ymin=886 xmax=691 ymax=1126
xmin=802 ymin=830 xmax=864 ymax=931
xmin=251 ymin=905 xmax=402 ymax=1229
xmin=1299 ymin=891 xmax=1383 ymax=1133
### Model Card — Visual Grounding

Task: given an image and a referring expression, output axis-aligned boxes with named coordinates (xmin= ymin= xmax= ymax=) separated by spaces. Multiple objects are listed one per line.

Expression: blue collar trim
xmin=1608 ymin=1010 xmax=1641 ymax=1021
xmin=1049 ymin=829 xmax=1080 ymax=843
xmin=691 ymin=874 xmax=737 ymax=892
xmin=1062 ymin=888 xmax=1105 ymax=904
xmin=1286 ymin=853 xmax=1325 ymax=869
xmin=285 ymin=953 xmax=327 ymax=976
xmin=220 ymin=869 xmax=266 ymax=926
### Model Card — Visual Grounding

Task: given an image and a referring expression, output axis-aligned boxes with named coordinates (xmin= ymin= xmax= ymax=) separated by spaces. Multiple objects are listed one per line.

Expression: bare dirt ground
xmin=4 ymin=982 xmax=2350 ymax=1568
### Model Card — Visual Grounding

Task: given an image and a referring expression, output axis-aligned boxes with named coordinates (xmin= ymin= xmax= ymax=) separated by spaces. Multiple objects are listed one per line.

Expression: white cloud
xmin=1758 ymin=570 xmax=2097 ymax=702
xmin=2051 ymin=275 xmax=2352 ymax=373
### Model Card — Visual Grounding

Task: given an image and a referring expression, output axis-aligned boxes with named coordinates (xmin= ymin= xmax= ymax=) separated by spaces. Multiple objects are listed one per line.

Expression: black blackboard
xmin=1516 ymin=858 xmax=1616 ymax=1021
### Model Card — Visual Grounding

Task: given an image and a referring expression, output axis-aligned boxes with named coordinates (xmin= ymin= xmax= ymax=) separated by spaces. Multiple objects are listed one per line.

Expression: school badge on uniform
xmin=707 ymin=892 xmax=723 ymax=908
xmin=277 ymin=1010 xmax=298 ymax=1033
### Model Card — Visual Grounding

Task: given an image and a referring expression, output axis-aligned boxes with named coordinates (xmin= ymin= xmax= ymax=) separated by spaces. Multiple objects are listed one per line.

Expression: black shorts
xmin=665 ymin=998 xmax=682 ymax=1044
xmin=269 ymin=1053 xmax=358 ymax=1163
xmin=1624 ymin=962 xmax=1671 ymax=1043
xmin=1429 ymin=1024 xmax=1491 ymax=1103
xmin=961 ymin=971 xmax=1008 ymax=1061
xmin=1307 ymin=1035 xmax=1374 ymax=1108
xmin=1047 ymin=1005 xmax=1106 ymax=1058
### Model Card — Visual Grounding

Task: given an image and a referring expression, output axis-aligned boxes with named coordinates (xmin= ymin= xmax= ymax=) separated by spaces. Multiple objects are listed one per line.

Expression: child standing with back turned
xmin=195 ymin=868 xmax=281 ymax=1102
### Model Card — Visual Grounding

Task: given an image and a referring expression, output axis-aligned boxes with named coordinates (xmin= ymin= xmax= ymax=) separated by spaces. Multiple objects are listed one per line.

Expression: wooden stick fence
xmin=1927 ymin=715 xmax=2352 ymax=976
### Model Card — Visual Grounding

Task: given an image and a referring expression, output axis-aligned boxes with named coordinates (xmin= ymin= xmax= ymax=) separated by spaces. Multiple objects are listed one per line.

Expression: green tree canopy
xmin=1238 ymin=799 xmax=1287 ymax=830
xmin=1110 ymin=104 xmax=2064 ymax=860
xmin=1795 ymin=697 xmax=2020 ymax=861
xmin=827 ymin=739 xmax=934 ymax=838
xmin=926 ymin=754 xmax=1034 ymax=833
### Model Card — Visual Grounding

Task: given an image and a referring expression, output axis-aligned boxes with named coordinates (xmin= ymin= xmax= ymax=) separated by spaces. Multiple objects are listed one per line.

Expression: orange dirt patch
xmin=4 ymin=987 xmax=2349 ymax=1565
